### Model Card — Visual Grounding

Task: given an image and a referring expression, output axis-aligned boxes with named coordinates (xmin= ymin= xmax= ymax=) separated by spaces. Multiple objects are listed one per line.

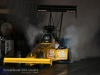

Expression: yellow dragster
xmin=3 ymin=33 xmax=68 ymax=66
xmin=3 ymin=5 xmax=77 ymax=66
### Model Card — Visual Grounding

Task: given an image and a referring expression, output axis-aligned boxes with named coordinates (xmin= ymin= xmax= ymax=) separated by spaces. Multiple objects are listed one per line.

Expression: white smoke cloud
xmin=7 ymin=0 xmax=44 ymax=49
xmin=25 ymin=24 xmax=43 ymax=49
xmin=64 ymin=25 xmax=100 ymax=63
xmin=65 ymin=25 xmax=80 ymax=63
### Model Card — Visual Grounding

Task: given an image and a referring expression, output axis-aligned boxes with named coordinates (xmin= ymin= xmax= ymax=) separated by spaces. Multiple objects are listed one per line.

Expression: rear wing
xmin=37 ymin=5 xmax=77 ymax=38
xmin=37 ymin=5 xmax=77 ymax=17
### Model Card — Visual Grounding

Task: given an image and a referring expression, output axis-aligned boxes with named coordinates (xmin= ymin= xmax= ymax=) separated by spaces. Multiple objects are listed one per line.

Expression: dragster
xmin=3 ymin=5 xmax=77 ymax=66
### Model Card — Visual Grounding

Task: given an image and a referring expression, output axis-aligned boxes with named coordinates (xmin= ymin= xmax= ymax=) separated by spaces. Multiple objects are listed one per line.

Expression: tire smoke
xmin=7 ymin=0 xmax=43 ymax=49
xmin=64 ymin=24 xmax=100 ymax=63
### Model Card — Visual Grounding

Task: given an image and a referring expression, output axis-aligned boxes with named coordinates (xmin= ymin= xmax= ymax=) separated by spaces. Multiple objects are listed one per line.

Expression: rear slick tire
xmin=36 ymin=51 xmax=44 ymax=68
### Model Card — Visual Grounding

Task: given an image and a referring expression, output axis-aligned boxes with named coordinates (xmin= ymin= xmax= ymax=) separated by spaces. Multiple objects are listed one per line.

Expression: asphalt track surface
xmin=0 ymin=57 xmax=100 ymax=75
